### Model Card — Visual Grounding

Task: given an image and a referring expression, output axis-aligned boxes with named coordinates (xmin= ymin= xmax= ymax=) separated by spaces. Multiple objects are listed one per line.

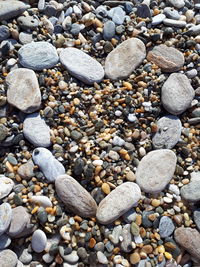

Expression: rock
xmin=97 ymin=251 xmax=108 ymax=264
xmin=59 ymin=47 xmax=104 ymax=85
xmin=152 ymin=14 xmax=166 ymax=26
xmin=159 ymin=216 xmax=175 ymax=238
xmin=0 ymin=124 xmax=8 ymax=142
xmin=147 ymin=44 xmax=184 ymax=72
xmin=180 ymin=180 xmax=200 ymax=202
xmin=194 ymin=209 xmax=200 ymax=231
xmin=19 ymin=249 xmax=32 ymax=265
xmin=136 ymin=149 xmax=177 ymax=194
xmin=17 ymin=15 xmax=39 ymax=30
xmin=121 ymin=224 xmax=132 ymax=252
xmin=152 ymin=115 xmax=182 ymax=149
xmin=0 ymin=203 xmax=12 ymax=235
xmin=174 ymin=227 xmax=200 ymax=263
xmin=136 ymin=4 xmax=151 ymax=18
xmin=17 ymin=160 xmax=35 ymax=180
xmin=0 ymin=250 xmax=18 ymax=267
xmin=60 ymin=250 xmax=79 ymax=264
xmin=105 ymin=38 xmax=146 ymax=80
xmin=23 ymin=113 xmax=51 ymax=147
xmin=163 ymin=18 xmax=186 ymax=28
xmin=32 ymin=147 xmax=65 ymax=182
xmin=112 ymin=136 xmax=125 ymax=146
xmin=7 ymin=206 xmax=30 ymax=237
xmin=55 ymin=174 xmax=97 ymax=218
xmin=168 ymin=0 xmax=185 ymax=9
xmin=18 ymin=41 xmax=59 ymax=71
xmin=131 ymin=222 xmax=140 ymax=236
xmin=161 ymin=73 xmax=195 ymax=115
xmin=19 ymin=32 xmax=33 ymax=44
xmin=32 ymin=229 xmax=47 ymax=253
xmin=0 ymin=1 xmax=29 ymax=21
xmin=6 ymin=68 xmax=41 ymax=113
xmin=109 ymin=225 xmax=122 ymax=244
xmin=0 ymin=25 xmax=10 ymax=41
xmin=0 ymin=234 xmax=11 ymax=249
xmin=108 ymin=7 xmax=125 ymax=25
xmin=30 ymin=196 xmax=52 ymax=208
xmin=96 ymin=182 xmax=141 ymax=224
xmin=0 ymin=175 xmax=14 ymax=199
xmin=103 ymin=20 xmax=116 ymax=41
xmin=163 ymin=7 xmax=181 ymax=20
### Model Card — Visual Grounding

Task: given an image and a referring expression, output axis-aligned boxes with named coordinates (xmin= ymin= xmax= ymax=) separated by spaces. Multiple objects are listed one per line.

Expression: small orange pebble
xmin=74 ymin=215 xmax=83 ymax=222
xmin=31 ymin=206 xmax=39 ymax=214
xmin=123 ymin=81 xmax=132 ymax=90
xmin=164 ymin=252 xmax=172 ymax=260
xmin=34 ymin=185 xmax=41 ymax=193
xmin=101 ymin=183 xmax=110 ymax=194
xmin=15 ymin=174 xmax=22 ymax=182
xmin=45 ymin=207 xmax=54 ymax=214
xmin=151 ymin=124 xmax=158 ymax=133
xmin=154 ymin=232 xmax=161 ymax=240
xmin=113 ymin=247 xmax=120 ymax=254
xmin=136 ymin=215 xmax=142 ymax=226
xmin=89 ymin=238 xmax=96 ymax=248
xmin=153 ymin=8 xmax=160 ymax=15
xmin=5 ymin=161 xmax=14 ymax=172
xmin=124 ymin=153 xmax=131 ymax=161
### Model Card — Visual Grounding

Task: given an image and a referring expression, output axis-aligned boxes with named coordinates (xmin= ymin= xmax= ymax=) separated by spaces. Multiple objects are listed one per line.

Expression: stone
xmin=19 ymin=32 xmax=33 ymax=44
xmin=174 ymin=227 xmax=200 ymax=263
xmin=59 ymin=248 xmax=79 ymax=264
xmin=97 ymin=251 xmax=108 ymax=264
xmin=0 ymin=175 xmax=14 ymax=199
xmin=59 ymin=47 xmax=104 ymax=85
xmin=180 ymin=180 xmax=200 ymax=202
xmin=194 ymin=209 xmax=200 ymax=231
xmin=163 ymin=18 xmax=186 ymax=28
xmin=168 ymin=0 xmax=185 ymax=9
xmin=103 ymin=20 xmax=116 ymax=41
xmin=105 ymin=38 xmax=146 ymax=80
xmin=30 ymin=196 xmax=52 ymax=208
xmin=159 ymin=216 xmax=175 ymax=238
xmin=0 ymin=25 xmax=10 ymax=41
xmin=6 ymin=68 xmax=41 ymax=113
xmin=0 ymin=250 xmax=18 ymax=267
xmin=108 ymin=7 xmax=125 ymax=25
xmin=0 ymin=234 xmax=11 ymax=249
xmin=23 ymin=113 xmax=51 ymax=147
xmin=0 ymin=1 xmax=29 ymax=21
xmin=161 ymin=73 xmax=195 ymax=115
xmin=17 ymin=160 xmax=35 ymax=179
xmin=32 ymin=147 xmax=65 ymax=182
xmin=7 ymin=206 xmax=30 ymax=237
xmin=147 ymin=44 xmax=184 ymax=72
xmin=136 ymin=149 xmax=177 ymax=194
xmin=0 ymin=203 xmax=12 ymax=235
xmin=112 ymin=136 xmax=125 ymax=146
xmin=55 ymin=174 xmax=97 ymax=218
xmin=0 ymin=124 xmax=8 ymax=142
xmin=152 ymin=115 xmax=182 ymax=149
xmin=136 ymin=4 xmax=151 ymax=18
xmin=96 ymin=182 xmax=141 ymax=224
xmin=18 ymin=41 xmax=59 ymax=71
xmin=32 ymin=229 xmax=47 ymax=253
xmin=17 ymin=16 xmax=39 ymax=30
xmin=131 ymin=222 xmax=140 ymax=236
xmin=109 ymin=225 xmax=122 ymax=244
xmin=121 ymin=224 xmax=132 ymax=252
xmin=152 ymin=14 xmax=166 ymax=26
xmin=163 ymin=7 xmax=181 ymax=20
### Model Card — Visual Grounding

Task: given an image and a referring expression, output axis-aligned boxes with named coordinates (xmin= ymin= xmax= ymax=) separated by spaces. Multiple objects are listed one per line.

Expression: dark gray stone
xmin=0 ymin=25 xmax=10 ymax=41
xmin=0 ymin=1 xmax=30 ymax=21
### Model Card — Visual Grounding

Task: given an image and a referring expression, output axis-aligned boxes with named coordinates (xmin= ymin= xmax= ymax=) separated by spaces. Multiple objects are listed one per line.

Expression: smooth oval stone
xmin=59 ymin=47 xmax=104 ymax=84
xmin=32 ymin=147 xmax=65 ymax=182
xmin=23 ymin=113 xmax=51 ymax=147
xmin=0 ymin=175 xmax=14 ymax=199
xmin=6 ymin=68 xmax=41 ymax=113
xmin=0 ymin=25 xmax=10 ymax=41
xmin=180 ymin=180 xmax=200 ymax=202
xmin=152 ymin=14 xmax=166 ymax=26
xmin=18 ymin=41 xmax=59 ymax=70
xmin=103 ymin=20 xmax=116 ymax=41
xmin=0 ymin=203 xmax=12 ymax=235
xmin=17 ymin=160 xmax=34 ymax=179
xmin=136 ymin=150 xmax=177 ymax=194
xmin=30 ymin=196 xmax=52 ymax=208
xmin=96 ymin=182 xmax=141 ymax=225
xmin=19 ymin=32 xmax=33 ymax=44
xmin=0 ymin=1 xmax=29 ymax=21
xmin=105 ymin=38 xmax=146 ymax=80
xmin=147 ymin=44 xmax=184 ymax=72
xmin=55 ymin=174 xmax=97 ymax=218
xmin=7 ymin=206 xmax=30 ymax=237
xmin=163 ymin=18 xmax=186 ymax=28
xmin=159 ymin=216 xmax=175 ymax=238
xmin=161 ymin=73 xmax=195 ymax=115
xmin=0 ymin=234 xmax=11 ymax=249
xmin=152 ymin=115 xmax=182 ymax=149
xmin=108 ymin=6 xmax=125 ymax=25
xmin=0 ymin=249 xmax=18 ymax=267
xmin=32 ymin=229 xmax=47 ymax=253
xmin=17 ymin=15 xmax=39 ymax=30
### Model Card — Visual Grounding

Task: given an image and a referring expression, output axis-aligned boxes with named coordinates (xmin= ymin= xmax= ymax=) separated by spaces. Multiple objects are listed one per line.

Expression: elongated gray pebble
xmin=0 ymin=1 xmax=29 ymax=21
xmin=0 ymin=175 xmax=14 ymax=199
xmin=32 ymin=229 xmax=47 ymax=253
xmin=0 ymin=203 xmax=12 ymax=235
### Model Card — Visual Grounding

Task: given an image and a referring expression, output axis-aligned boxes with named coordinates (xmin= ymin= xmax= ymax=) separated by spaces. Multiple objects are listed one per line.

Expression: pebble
xmin=32 ymin=229 xmax=47 ymax=253
xmin=96 ymin=182 xmax=141 ymax=224
xmin=19 ymin=249 xmax=32 ymax=264
xmin=97 ymin=251 xmax=108 ymax=264
xmin=6 ymin=68 xmax=41 ymax=113
xmin=103 ymin=20 xmax=116 ymax=41
xmin=147 ymin=44 xmax=184 ymax=72
xmin=0 ymin=1 xmax=29 ymax=21
xmin=55 ymin=174 xmax=97 ymax=217
xmin=152 ymin=14 xmax=166 ymax=26
xmin=60 ymin=249 xmax=79 ymax=264
xmin=107 ymin=7 xmax=125 ymax=25
xmin=17 ymin=160 xmax=35 ymax=179
xmin=23 ymin=113 xmax=51 ymax=147
xmin=121 ymin=224 xmax=132 ymax=252
xmin=105 ymin=38 xmax=146 ymax=80
xmin=0 ymin=234 xmax=11 ymax=249
xmin=19 ymin=32 xmax=33 ymax=44
xmin=180 ymin=180 xmax=200 ymax=202
xmin=163 ymin=7 xmax=181 ymax=20
xmin=136 ymin=149 xmax=177 ymax=194
xmin=168 ymin=0 xmax=185 ymax=9
xmin=0 ymin=25 xmax=10 ymax=41
xmin=159 ymin=216 xmax=175 ymax=238
xmin=59 ymin=47 xmax=104 ymax=85
xmin=152 ymin=115 xmax=182 ymax=149
xmin=163 ymin=18 xmax=186 ymax=28
xmin=30 ymin=196 xmax=52 ymax=208
xmin=130 ymin=221 xmax=140 ymax=236
xmin=112 ymin=136 xmax=125 ymax=146
xmin=17 ymin=15 xmax=39 ymax=30
xmin=136 ymin=4 xmax=151 ymax=18
xmin=18 ymin=41 xmax=59 ymax=71
xmin=0 ymin=250 xmax=18 ymax=267
xmin=161 ymin=73 xmax=195 ymax=115
xmin=0 ymin=175 xmax=14 ymax=199
xmin=130 ymin=252 xmax=140 ymax=264
xmin=0 ymin=203 xmax=12 ymax=235
xmin=0 ymin=124 xmax=8 ymax=142
xmin=193 ymin=209 xmax=200 ymax=231
xmin=32 ymin=147 xmax=65 ymax=182
xmin=109 ymin=225 xmax=122 ymax=244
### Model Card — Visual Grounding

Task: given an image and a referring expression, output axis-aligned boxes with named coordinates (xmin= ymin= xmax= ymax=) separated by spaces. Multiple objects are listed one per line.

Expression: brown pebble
xmin=101 ymin=183 xmax=111 ymax=194
xmin=34 ymin=185 xmax=41 ymax=193
xmin=151 ymin=199 xmax=161 ymax=207
xmin=89 ymin=238 xmax=96 ymax=248
xmin=173 ymin=215 xmax=183 ymax=225
xmin=141 ymin=245 xmax=153 ymax=254
xmin=136 ymin=214 xmax=142 ymax=226
xmin=130 ymin=252 xmax=141 ymax=264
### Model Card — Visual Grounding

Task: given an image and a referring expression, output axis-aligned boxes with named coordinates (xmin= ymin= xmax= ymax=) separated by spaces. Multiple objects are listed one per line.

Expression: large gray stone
xmin=0 ymin=203 xmax=12 ymax=235
xmin=0 ymin=175 xmax=14 ymax=200
xmin=55 ymin=174 xmax=97 ymax=218
xmin=32 ymin=229 xmax=47 ymax=253
xmin=105 ymin=38 xmax=146 ymax=80
xmin=0 ymin=249 xmax=18 ymax=267
xmin=180 ymin=180 xmax=200 ymax=202
xmin=18 ymin=41 xmax=59 ymax=70
xmin=136 ymin=149 xmax=177 ymax=194
xmin=96 ymin=182 xmax=141 ymax=224
xmin=0 ymin=1 xmax=29 ymax=21
xmin=59 ymin=47 xmax=104 ymax=84
xmin=6 ymin=68 xmax=41 ymax=113
xmin=161 ymin=73 xmax=195 ymax=115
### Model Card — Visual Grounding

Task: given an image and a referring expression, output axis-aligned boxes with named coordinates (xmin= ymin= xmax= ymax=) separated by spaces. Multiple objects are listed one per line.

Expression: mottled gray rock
xmin=32 ymin=229 xmax=47 ymax=253
xmin=163 ymin=18 xmax=186 ymax=28
xmin=0 ymin=234 xmax=11 ymax=249
xmin=19 ymin=249 xmax=32 ymax=264
xmin=105 ymin=38 xmax=146 ymax=80
xmin=136 ymin=150 xmax=177 ymax=194
xmin=108 ymin=7 xmax=125 ymax=25
xmin=159 ymin=216 xmax=175 ymax=238
xmin=181 ymin=180 xmax=200 ymax=202
xmin=152 ymin=14 xmax=166 ymax=26
xmin=161 ymin=73 xmax=195 ymax=115
xmin=17 ymin=160 xmax=35 ymax=180
xmin=120 ymin=224 xmax=132 ymax=252
xmin=55 ymin=174 xmax=97 ymax=218
xmin=0 ymin=1 xmax=29 ymax=21
xmin=60 ymin=249 xmax=79 ymax=264
xmin=0 ymin=175 xmax=14 ymax=199
xmin=103 ymin=20 xmax=115 ymax=40
xmin=18 ymin=41 xmax=59 ymax=70
xmin=0 ymin=250 xmax=18 ymax=267
xmin=0 ymin=203 xmax=12 ymax=235
xmin=147 ymin=44 xmax=184 ymax=72
xmin=17 ymin=15 xmax=39 ymax=30
xmin=168 ymin=0 xmax=185 ymax=9
xmin=136 ymin=4 xmax=151 ymax=18
xmin=109 ymin=225 xmax=122 ymax=244
xmin=32 ymin=147 xmax=65 ymax=182
xmin=59 ymin=47 xmax=104 ymax=84
xmin=23 ymin=113 xmax=51 ymax=147
xmin=0 ymin=25 xmax=10 ymax=41
xmin=0 ymin=124 xmax=8 ymax=142
xmin=6 ymin=68 xmax=41 ymax=113
xmin=152 ymin=115 xmax=182 ymax=149
xmin=163 ymin=7 xmax=181 ymax=20
xmin=96 ymin=182 xmax=141 ymax=224
xmin=97 ymin=251 xmax=108 ymax=265
xmin=19 ymin=32 xmax=33 ymax=44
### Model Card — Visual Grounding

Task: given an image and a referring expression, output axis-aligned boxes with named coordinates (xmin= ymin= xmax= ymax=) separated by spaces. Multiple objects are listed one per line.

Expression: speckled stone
xmin=180 ymin=180 xmax=200 ymax=202
xmin=0 ymin=250 xmax=18 ymax=267
xmin=159 ymin=216 xmax=175 ymax=238
xmin=0 ymin=1 xmax=29 ymax=21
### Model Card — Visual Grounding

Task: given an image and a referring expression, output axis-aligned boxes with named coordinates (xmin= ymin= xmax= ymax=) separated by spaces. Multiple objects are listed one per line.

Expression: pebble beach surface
xmin=0 ymin=0 xmax=200 ymax=267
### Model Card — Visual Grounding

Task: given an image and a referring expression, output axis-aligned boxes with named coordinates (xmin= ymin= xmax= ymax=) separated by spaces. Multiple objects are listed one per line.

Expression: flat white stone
xmin=30 ymin=196 xmax=52 ymax=208
xmin=0 ymin=203 xmax=12 ymax=235
xmin=0 ymin=175 xmax=14 ymax=200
